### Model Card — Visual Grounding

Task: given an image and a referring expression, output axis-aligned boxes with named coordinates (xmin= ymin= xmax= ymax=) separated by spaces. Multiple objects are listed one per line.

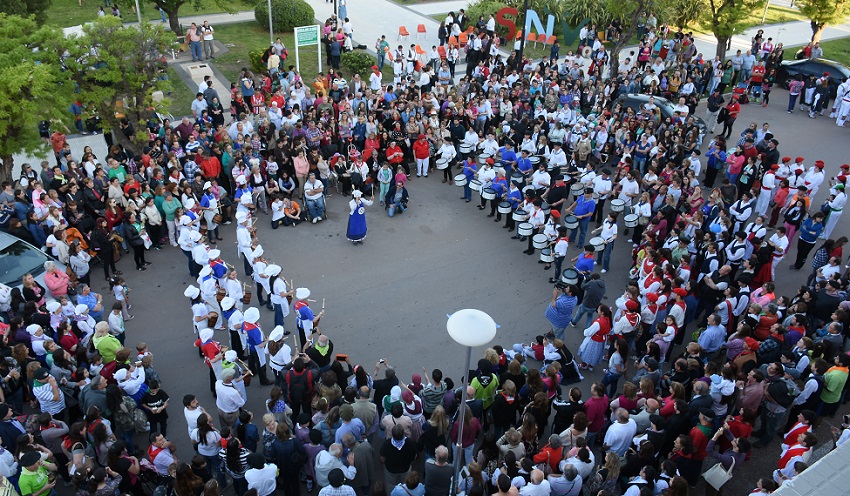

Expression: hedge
xmin=254 ymin=0 xmax=315 ymax=32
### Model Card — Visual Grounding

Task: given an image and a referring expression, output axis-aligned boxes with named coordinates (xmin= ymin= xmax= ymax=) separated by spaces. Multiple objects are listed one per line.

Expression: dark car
xmin=614 ymin=93 xmax=707 ymax=139
xmin=777 ymin=58 xmax=850 ymax=99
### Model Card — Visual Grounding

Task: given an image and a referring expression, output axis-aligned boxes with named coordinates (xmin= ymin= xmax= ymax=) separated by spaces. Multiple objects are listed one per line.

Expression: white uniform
xmin=803 ymin=167 xmax=825 ymax=198
xmin=822 ymin=189 xmax=847 ymax=239
xmin=270 ymin=277 xmax=291 ymax=318
xmin=224 ymin=278 xmax=244 ymax=311
xmin=756 ymin=172 xmax=776 ymax=216
xmin=198 ymin=274 xmax=222 ymax=329
xmin=834 ymin=81 xmax=850 ymax=125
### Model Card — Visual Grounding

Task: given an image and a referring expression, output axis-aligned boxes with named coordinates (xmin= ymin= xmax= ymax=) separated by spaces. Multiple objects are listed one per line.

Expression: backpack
xmin=767 ymin=376 xmax=800 ymax=408
xmin=285 ymin=369 xmax=314 ymax=403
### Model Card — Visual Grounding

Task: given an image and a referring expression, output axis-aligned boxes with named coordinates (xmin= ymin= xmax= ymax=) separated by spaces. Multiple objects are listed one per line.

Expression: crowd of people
xmin=2 ymin=4 xmax=850 ymax=496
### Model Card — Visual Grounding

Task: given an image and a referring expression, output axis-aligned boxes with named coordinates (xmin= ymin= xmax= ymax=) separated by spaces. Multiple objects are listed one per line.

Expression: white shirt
xmin=246 ymin=464 xmax=278 ymax=496
xmin=769 ymin=233 xmax=788 ymax=256
xmin=270 ymin=277 xmax=291 ymax=314
xmin=548 ymin=148 xmax=567 ymax=168
xmin=531 ymin=170 xmax=551 ymax=189
xmin=369 ymin=72 xmax=382 ymax=91
xmin=600 ymin=219 xmax=617 ymax=243
xmin=603 ymin=419 xmax=637 ymax=456
xmin=519 ymin=480 xmax=551 ymax=496
xmin=592 ymin=176 xmax=612 ymax=199
xmin=618 ymin=178 xmax=639 ymax=204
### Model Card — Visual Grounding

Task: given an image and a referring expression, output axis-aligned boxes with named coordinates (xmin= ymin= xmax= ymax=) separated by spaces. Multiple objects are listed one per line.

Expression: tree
xmin=0 ymin=0 xmax=51 ymax=26
xmin=605 ymin=0 xmax=674 ymax=79
xmin=60 ymin=16 xmax=173 ymax=157
xmin=666 ymin=0 xmax=704 ymax=30
xmin=0 ymin=14 xmax=69 ymax=183
xmin=119 ymin=0 xmax=236 ymax=35
xmin=798 ymin=0 xmax=850 ymax=43
xmin=703 ymin=0 xmax=767 ymax=59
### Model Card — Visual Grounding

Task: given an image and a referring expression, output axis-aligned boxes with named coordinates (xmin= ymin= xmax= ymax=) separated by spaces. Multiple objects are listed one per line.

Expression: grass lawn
xmin=781 ymin=37 xmax=850 ymax=67
xmin=46 ymin=0 xmax=255 ymax=29
xmin=166 ymin=67 xmax=197 ymax=116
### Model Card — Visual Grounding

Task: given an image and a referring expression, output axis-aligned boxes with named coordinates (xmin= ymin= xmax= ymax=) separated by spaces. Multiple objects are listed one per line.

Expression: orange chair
xmin=398 ymin=26 xmax=409 ymax=40
xmin=448 ymin=35 xmax=458 ymax=47
xmin=465 ymin=26 xmax=474 ymax=34
xmin=458 ymin=32 xmax=468 ymax=48
xmin=415 ymin=44 xmax=426 ymax=55
xmin=437 ymin=46 xmax=447 ymax=60
xmin=545 ymin=35 xmax=557 ymax=46
xmin=526 ymin=32 xmax=537 ymax=48
xmin=515 ymin=30 xmax=523 ymax=40
xmin=417 ymin=24 xmax=427 ymax=39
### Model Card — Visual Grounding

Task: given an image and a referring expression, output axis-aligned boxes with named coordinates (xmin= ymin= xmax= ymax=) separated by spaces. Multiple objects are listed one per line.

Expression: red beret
xmin=795 ymin=157 xmax=805 ymax=163
xmin=838 ymin=175 xmax=847 ymax=182
xmin=673 ymin=287 xmax=688 ymax=297
xmin=815 ymin=160 xmax=825 ymax=168
xmin=371 ymin=65 xmax=379 ymax=71
xmin=646 ymin=293 xmax=658 ymax=302
xmin=549 ymin=209 xmax=561 ymax=219
xmin=770 ymin=164 xmax=779 ymax=170
xmin=795 ymin=168 xmax=804 ymax=174
xmin=781 ymin=156 xmax=791 ymax=163
xmin=841 ymin=164 xmax=850 ymax=170
xmin=625 ymin=300 xmax=639 ymax=311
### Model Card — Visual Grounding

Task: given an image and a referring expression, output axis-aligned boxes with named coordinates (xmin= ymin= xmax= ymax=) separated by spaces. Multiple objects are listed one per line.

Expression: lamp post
xmin=514 ymin=0 xmax=531 ymax=71
xmin=267 ymin=0 xmax=274 ymax=45
xmin=447 ymin=309 xmax=498 ymax=496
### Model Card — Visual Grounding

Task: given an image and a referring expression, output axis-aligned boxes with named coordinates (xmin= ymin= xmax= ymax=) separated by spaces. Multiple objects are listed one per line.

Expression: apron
xmin=346 ymin=200 xmax=367 ymax=241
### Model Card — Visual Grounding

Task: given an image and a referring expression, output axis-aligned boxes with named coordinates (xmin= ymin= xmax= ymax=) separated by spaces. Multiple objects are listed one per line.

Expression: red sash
xmin=783 ymin=422 xmax=811 ymax=446
xmin=778 ymin=445 xmax=808 ymax=469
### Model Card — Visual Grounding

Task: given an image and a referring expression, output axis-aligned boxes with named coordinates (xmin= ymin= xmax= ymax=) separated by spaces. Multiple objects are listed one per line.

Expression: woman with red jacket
xmin=532 ymin=434 xmax=564 ymax=473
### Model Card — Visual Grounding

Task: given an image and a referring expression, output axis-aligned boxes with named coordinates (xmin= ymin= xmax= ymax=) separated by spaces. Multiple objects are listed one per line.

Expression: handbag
xmin=702 ymin=457 xmax=735 ymax=490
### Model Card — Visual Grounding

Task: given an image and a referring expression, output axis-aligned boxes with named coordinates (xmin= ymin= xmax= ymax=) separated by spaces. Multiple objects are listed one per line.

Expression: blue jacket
xmin=798 ymin=218 xmax=823 ymax=243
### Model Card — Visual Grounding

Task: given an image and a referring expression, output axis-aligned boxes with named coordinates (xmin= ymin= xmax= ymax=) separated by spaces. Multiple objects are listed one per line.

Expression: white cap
xmin=220 ymin=297 xmax=235 ymax=311
xmin=203 ymin=181 xmax=212 ymax=190
xmin=268 ymin=325 xmax=285 ymax=342
xmin=353 ymin=190 xmax=363 ymax=198
xmin=199 ymin=328 xmax=214 ymax=342
xmin=181 ymin=216 xmax=193 ymax=226
xmin=252 ymin=246 xmax=264 ymax=258
xmin=240 ymin=195 xmax=252 ymax=205
xmin=199 ymin=265 xmax=212 ymax=277
xmin=26 ymin=324 xmax=41 ymax=335
xmin=75 ymin=304 xmax=89 ymax=315
xmin=264 ymin=264 xmax=281 ymax=277
xmin=185 ymin=198 xmax=196 ymax=209
xmin=295 ymin=287 xmax=310 ymax=300
xmin=224 ymin=350 xmax=238 ymax=362
xmin=236 ymin=175 xmax=247 ymax=185
xmin=235 ymin=211 xmax=248 ymax=223
xmin=208 ymin=249 xmax=221 ymax=259
xmin=46 ymin=301 xmax=61 ymax=313
xmin=190 ymin=231 xmax=202 ymax=242
xmin=184 ymin=285 xmax=200 ymax=299
xmin=113 ymin=369 xmax=129 ymax=381
xmin=244 ymin=307 xmax=260 ymax=324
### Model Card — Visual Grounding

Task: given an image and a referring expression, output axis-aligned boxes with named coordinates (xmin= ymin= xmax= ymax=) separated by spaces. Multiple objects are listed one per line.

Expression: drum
xmin=517 ymin=222 xmax=534 ymax=236
xmin=624 ymin=213 xmax=639 ymax=227
xmin=512 ymin=209 xmax=529 ymax=221
xmin=477 ymin=153 xmax=491 ymax=165
xmin=206 ymin=311 xmax=219 ymax=329
xmin=533 ymin=234 xmax=549 ymax=249
xmin=540 ymin=248 xmax=555 ymax=263
xmin=436 ymin=158 xmax=449 ymax=170
xmin=216 ymin=287 xmax=226 ymax=303
xmin=241 ymin=288 xmax=252 ymax=305
xmin=561 ymin=268 xmax=579 ymax=285
xmin=610 ymin=199 xmax=626 ymax=212
xmin=541 ymin=201 xmax=550 ymax=216
xmin=213 ymin=213 xmax=223 ymax=224
xmin=469 ymin=179 xmax=483 ymax=192
xmin=529 ymin=156 xmax=540 ymax=165
xmin=522 ymin=185 xmax=535 ymax=196
xmin=511 ymin=172 xmax=524 ymax=185
xmin=459 ymin=143 xmax=473 ymax=154
xmin=571 ymin=182 xmax=585 ymax=196
xmin=481 ymin=187 xmax=497 ymax=200
xmin=498 ymin=201 xmax=512 ymax=214
xmin=199 ymin=227 xmax=208 ymax=238
xmin=590 ymin=236 xmax=605 ymax=252
xmin=454 ymin=173 xmax=468 ymax=186
xmin=564 ymin=214 xmax=579 ymax=229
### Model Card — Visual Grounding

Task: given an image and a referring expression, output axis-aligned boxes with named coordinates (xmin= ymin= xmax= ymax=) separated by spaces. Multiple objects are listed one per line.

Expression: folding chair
xmin=416 ymin=24 xmax=427 ymax=39
xmin=527 ymin=32 xmax=537 ymax=48
xmin=398 ymin=26 xmax=409 ymax=40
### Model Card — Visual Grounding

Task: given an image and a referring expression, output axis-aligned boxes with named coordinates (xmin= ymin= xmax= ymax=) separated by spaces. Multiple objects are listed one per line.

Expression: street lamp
xmin=515 ymin=0 xmax=531 ymax=71
xmin=267 ymin=0 xmax=274 ymax=45
xmin=447 ymin=309 xmax=498 ymax=495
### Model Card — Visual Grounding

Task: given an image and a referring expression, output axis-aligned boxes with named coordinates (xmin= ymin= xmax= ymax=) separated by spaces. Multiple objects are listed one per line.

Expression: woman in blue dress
xmin=346 ymin=190 xmax=373 ymax=243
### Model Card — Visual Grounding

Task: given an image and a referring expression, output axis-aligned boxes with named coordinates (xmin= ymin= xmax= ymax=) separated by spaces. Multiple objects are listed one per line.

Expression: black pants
xmin=99 ymin=252 xmax=117 ymax=280
xmin=131 ymin=244 xmax=146 ymax=268
xmin=631 ymin=222 xmax=647 ymax=245
xmin=242 ymin=253 xmax=253 ymax=277
xmin=229 ymin=330 xmax=247 ymax=360
xmin=147 ymin=223 xmax=163 ymax=247
xmin=248 ymin=348 xmax=272 ymax=385
xmin=592 ymin=197 xmax=608 ymax=224
xmin=704 ymin=167 xmax=720 ymax=188
xmin=794 ymin=239 xmax=816 ymax=269
xmin=722 ymin=117 xmax=737 ymax=138
xmin=443 ymin=163 xmax=454 ymax=181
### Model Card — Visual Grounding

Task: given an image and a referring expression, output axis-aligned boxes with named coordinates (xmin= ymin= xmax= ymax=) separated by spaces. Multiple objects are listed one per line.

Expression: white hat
xmin=224 ymin=350 xmax=238 ymax=362
xmin=199 ymin=328 xmax=214 ymax=342
xmin=220 ymin=297 xmax=235 ymax=311
xmin=26 ymin=324 xmax=41 ymax=335
xmin=244 ymin=307 xmax=260 ymax=324
xmin=264 ymin=264 xmax=281 ymax=277
xmin=240 ymin=194 xmax=252 ymax=205
xmin=46 ymin=301 xmax=61 ymax=313
xmin=353 ymin=190 xmax=363 ymax=198
xmin=252 ymin=246 xmax=264 ymax=258
xmin=190 ymin=231 xmax=202 ymax=242
xmin=268 ymin=325 xmax=285 ymax=342
xmin=208 ymin=249 xmax=221 ymax=259
xmin=75 ymin=304 xmax=89 ymax=315
xmin=113 ymin=369 xmax=129 ymax=381
xmin=184 ymin=285 xmax=200 ymax=299
xmin=45 ymin=235 xmax=57 ymax=245
xmin=236 ymin=175 xmax=247 ymax=185
xmin=235 ymin=211 xmax=248 ymax=223
xmin=203 ymin=181 xmax=212 ymax=190
xmin=295 ymin=287 xmax=310 ymax=300
xmin=181 ymin=216 xmax=193 ymax=226
xmin=185 ymin=198 xmax=196 ymax=209
xmin=199 ymin=265 xmax=212 ymax=277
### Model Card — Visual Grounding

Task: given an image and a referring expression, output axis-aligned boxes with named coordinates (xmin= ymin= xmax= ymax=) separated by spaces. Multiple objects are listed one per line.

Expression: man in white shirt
xmin=603 ymin=408 xmax=637 ymax=456
xmin=591 ymin=169 xmax=613 ymax=225
xmin=245 ymin=453 xmax=278 ymax=496
xmin=182 ymin=394 xmax=208 ymax=440
xmin=672 ymin=96 xmax=690 ymax=117
xmin=768 ymin=227 xmax=789 ymax=277
xmin=519 ymin=470 xmax=551 ymax=496
xmin=369 ymin=66 xmax=382 ymax=91
xmin=215 ymin=368 xmax=245 ymax=428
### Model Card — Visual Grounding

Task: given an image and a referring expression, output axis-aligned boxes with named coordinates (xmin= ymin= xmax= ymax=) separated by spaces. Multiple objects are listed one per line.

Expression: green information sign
xmin=295 ymin=25 xmax=320 ymax=47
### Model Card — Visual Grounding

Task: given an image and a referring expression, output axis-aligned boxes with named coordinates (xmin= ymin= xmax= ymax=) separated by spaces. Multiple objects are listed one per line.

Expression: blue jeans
xmin=120 ymin=428 xmax=135 ymax=455
xmin=572 ymin=218 xmax=590 ymax=247
xmin=182 ymin=249 xmax=199 ymax=277
xmin=634 ymin=156 xmax=647 ymax=174
xmin=274 ymin=302 xmax=285 ymax=328
xmin=463 ymin=183 xmax=472 ymax=200
xmin=551 ymin=325 xmax=567 ymax=341
xmin=788 ymin=94 xmax=798 ymax=111
xmin=571 ymin=304 xmax=595 ymax=329
xmin=602 ymin=371 xmax=623 ymax=398
xmin=114 ymin=223 xmax=128 ymax=250
xmin=205 ymin=454 xmax=226 ymax=488
xmin=190 ymin=40 xmax=203 ymax=61
xmin=387 ymin=202 xmax=406 ymax=217
xmin=597 ymin=240 xmax=614 ymax=271
xmin=306 ymin=196 xmax=325 ymax=218
xmin=739 ymin=68 xmax=751 ymax=81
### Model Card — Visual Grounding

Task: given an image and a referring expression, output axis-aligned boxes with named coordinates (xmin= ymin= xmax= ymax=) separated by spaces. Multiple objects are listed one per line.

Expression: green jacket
xmin=18 ymin=465 xmax=49 ymax=496
xmin=472 ymin=373 xmax=499 ymax=409
xmin=821 ymin=366 xmax=848 ymax=404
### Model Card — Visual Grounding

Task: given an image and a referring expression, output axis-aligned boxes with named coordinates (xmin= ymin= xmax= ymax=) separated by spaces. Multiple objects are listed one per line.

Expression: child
xmin=59 ymin=295 xmax=76 ymax=321
xmin=265 ymin=386 xmax=288 ymax=423
xmin=266 ymin=157 xmax=279 ymax=181
xmin=191 ymin=455 xmax=212 ymax=483
xmin=394 ymin=165 xmax=407 ymax=185
xmin=110 ymin=276 xmax=132 ymax=320
xmin=650 ymin=316 xmax=676 ymax=361
xmin=507 ymin=335 xmax=545 ymax=361
xmin=141 ymin=379 xmax=170 ymax=436
xmin=136 ymin=342 xmax=150 ymax=363
xmin=303 ymin=428 xmax=324 ymax=492
xmin=377 ymin=162 xmax=392 ymax=205
xmin=107 ymin=302 xmax=126 ymax=345
xmin=72 ymin=366 xmax=91 ymax=388
xmin=88 ymin=352 xmax=104 ymax=377
xmin=141 ymin=353 xmax=160 ymax=384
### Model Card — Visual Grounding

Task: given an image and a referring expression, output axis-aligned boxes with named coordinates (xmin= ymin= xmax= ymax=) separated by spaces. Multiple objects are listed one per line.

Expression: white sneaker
xmin=312 ymin=218 xmax=317 ymax=224
xmin=601 ymin=269 xmax=607 ymax=274
xmin=316 ymin=216 xmax=322 ymax=222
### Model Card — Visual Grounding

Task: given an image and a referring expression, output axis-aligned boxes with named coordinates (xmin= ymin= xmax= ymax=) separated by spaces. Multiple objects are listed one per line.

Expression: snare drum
xmin=512 ymin=209 xmax=530 ymax=221
xmin=570 ymin=182 xmax=585 ymax=196
xmin=540 ymin=248 xmax=555 ymax=263
xmin=590 ymin=236 xmax=605 ymax=252
xmin=541 ymin=202 xmax=550 ymax=216
xmin=624 ymin=214 xmax=639 ymax=227
xmin=510 ymin=172 xmax=524 ymax=185
xmin=522 ymin=185 xmax=535 ymax=196
xmin=436 ymin=158 xmax=449 ymax=170
xmin=498 ymin=201 xmax=512 ymax=214
xmin=481 ymin=187 xmax=497 ymax=200
xmin=459 ymin=143 xmax=473 ymax=154
xmin=469 ymin=179 xmax=483 ymax=192
xmin=533 ymin=234 xmax=549 ymax=249
xmin=454 ymin=173 xmax=468 ymax=187
xmin=478 ymin=153 xmax=491 ymax=165
xmin=561 ymin=268 xmax=579 ymax=285
xmin=529 ymin=156 xmax=540 ymax=165
xmin=610 ymin=199 xmax=626 ymax=212
xmin=517 ymin=223 xmax=534 ymax=236
xmin=564 ymin=215 xmax=579 ymax=229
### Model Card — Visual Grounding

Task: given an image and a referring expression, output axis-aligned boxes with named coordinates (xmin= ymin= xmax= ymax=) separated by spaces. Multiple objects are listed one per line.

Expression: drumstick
xmin=322 ymin=298 xmax=325 ymax=310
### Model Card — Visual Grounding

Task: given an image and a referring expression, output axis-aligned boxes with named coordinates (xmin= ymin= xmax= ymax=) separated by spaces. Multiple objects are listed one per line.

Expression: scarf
xmin=314 ymin=343 xmax=330 ymax=356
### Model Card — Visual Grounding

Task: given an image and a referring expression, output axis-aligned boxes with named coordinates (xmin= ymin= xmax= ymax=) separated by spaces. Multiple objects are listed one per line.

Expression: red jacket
xmin=412 ymin=139 xmax=431 ymax=159
xmin=200 ymin=156 xmax=222 ymax=179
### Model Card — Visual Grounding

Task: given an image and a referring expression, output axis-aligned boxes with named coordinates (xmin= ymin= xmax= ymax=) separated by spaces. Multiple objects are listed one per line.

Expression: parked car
xmin=0 ymin=231 xmax=65 ymax=304
xmin=614 ymin=93 xmax=707 ymax=139
xmin=777 ymin=58 xmax=850 ymax=99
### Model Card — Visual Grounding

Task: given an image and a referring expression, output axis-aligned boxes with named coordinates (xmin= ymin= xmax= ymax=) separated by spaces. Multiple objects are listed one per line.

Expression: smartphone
xmin=335 ymin=354 xmax=349 ymax=362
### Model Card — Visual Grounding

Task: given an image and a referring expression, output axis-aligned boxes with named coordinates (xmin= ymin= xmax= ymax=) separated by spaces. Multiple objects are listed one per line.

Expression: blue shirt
xmin=498 ymin=148 xmax=517 ymax=166
xmin=77 ymin=293 xmax=103 ymax=320
xmin=575 ymin=254 xmax=595 ymax=273
xmin=799 ymin=218 xmax=823 ymax=243
xmin=546 ymin=294 xmax=577 ymax=329
xmin=698 ymin=325 xmax=726 ymax=353
xmin=463 ymin=161 xmax=478 ymax=181
xmin=517 ymin=157 xmax=532 ymax=173
xmin=574 ymin=195 xmax=596 ymax=217
xmin=506 ymin=188 xmax=522 ymax=208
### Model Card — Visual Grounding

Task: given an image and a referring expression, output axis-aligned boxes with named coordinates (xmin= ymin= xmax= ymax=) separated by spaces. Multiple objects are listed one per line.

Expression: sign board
xmin=294 ymin=25 xmax=322 ymax=73
xmin=495 ymin=7 xmax=589 ymax=47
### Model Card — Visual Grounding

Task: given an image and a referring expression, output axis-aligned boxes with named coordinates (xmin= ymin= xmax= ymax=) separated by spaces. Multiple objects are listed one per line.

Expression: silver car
xmin=0 ymin=231 xmax=67 ymax=303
